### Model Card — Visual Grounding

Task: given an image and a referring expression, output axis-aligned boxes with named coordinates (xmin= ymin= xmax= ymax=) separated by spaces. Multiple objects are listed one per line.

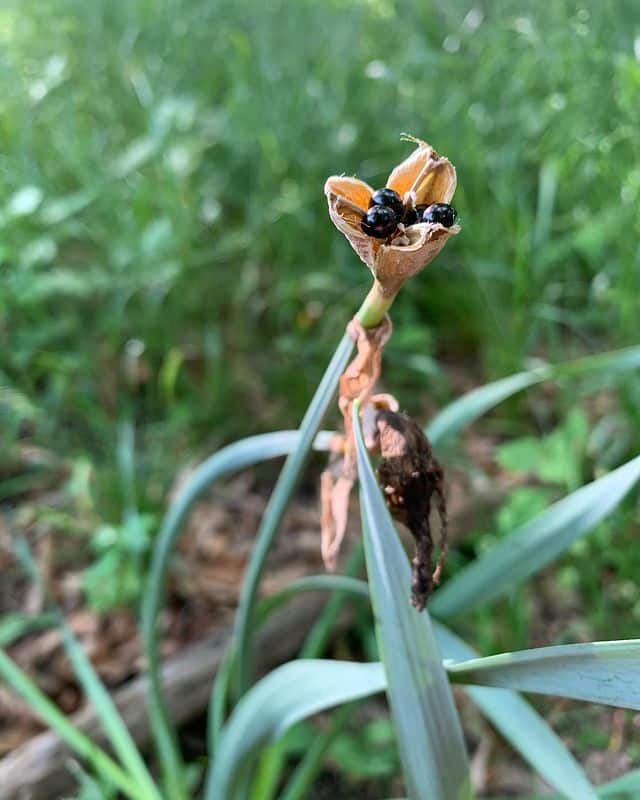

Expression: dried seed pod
xmin=375 ymin=409 xmax=448 ymax=611
xmin=325 ymin=136 xmax=460 ymax=297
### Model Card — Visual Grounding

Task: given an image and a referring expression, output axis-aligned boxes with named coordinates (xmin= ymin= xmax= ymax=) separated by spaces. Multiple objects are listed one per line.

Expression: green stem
xmin=279 ymin=704 xmax=354 ymax=800
xmin=355 ymin=280 xmax=397 ymax=327
xmin=233 ymin=285 xmax=394 ymax=696
xmin=299 ymin=543 xmax=366 ymax=659
xmin=233 ymin=332 xmax=354 ymax=694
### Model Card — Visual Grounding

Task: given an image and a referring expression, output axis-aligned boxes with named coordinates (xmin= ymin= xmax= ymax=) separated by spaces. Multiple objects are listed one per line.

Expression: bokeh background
xmin=2 ymin=0 xmax=640 ymax=793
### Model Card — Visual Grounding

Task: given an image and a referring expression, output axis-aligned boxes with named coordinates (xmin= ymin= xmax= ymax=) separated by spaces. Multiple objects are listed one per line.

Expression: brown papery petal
xmin=325 ymin=176 xmax=380 ymax=270
xmin=386 ymin=139 xmax=457 ymax=207
xmin=324 ymin=176 xmax=373 ymax=214
xmin=386 ymin=139 xmax=436 ymax=197
xmin=374 ymin=222 xmax=460 ymax=295
xmin=412 ymin=159 xmax=457 ymax=207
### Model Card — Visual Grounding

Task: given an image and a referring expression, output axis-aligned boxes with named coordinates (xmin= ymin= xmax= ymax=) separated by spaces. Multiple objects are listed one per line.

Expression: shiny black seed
xmin=361 ymin=205 xmax=399 ymax=239
xmin=422 ymin=203 xmax=457 ymax=227
xmin=369 ymin=187 xmax=404 ymax=218
xmin=403 ymin=204 xmax=427 ymax=226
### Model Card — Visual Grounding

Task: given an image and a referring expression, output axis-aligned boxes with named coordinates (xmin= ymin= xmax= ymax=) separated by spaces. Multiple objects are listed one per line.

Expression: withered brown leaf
xmin=375 ymin=410 xmax=448 ymax=611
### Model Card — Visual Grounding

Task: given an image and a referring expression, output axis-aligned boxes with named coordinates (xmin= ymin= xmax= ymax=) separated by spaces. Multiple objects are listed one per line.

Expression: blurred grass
xmin=1 ymin=0 xmax=639 ymax=516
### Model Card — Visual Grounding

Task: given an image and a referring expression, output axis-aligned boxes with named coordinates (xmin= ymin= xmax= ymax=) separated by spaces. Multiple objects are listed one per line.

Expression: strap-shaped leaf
xmin=428 ymin=370 xmax=544 ymax=444
xmin=433 ymin=623 xmax=597 ymax=800
xmin=353 ymin=402 xmax=472 ymax=800
xmin=142 ymin=427 xmax=336 ymax=792
xmin=504 ymin=768 xmax=640 ymax=798
xmin=427 ymin=345 xmax=640 ymax=445
xmin=598 ymin=768 xmax=640 ymax=797
xmin=446 ymin=639 xmax=640 ymax=710
xmin=204 ymin=659 xmax=386 ymax=799
xmin=431 ymin=454 xmax=640 ymax=619
xmin=251 ymin=575 xmax=596 ymax=799
xmin=233 ymin=331 xmax=354 ymax=693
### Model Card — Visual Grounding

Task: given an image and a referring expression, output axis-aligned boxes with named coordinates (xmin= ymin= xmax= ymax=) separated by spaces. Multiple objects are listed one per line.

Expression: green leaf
xmin=431 ymin=454 xmax=640 ymax=619
xmin=599 ymin=769 xmax=640 ymax=797
xmin=0 ymin=649 xmax=141 ymax=800
xmin=11 ymin=537 xmax=161 ymax=800
xmin=58 ymin=619 xmax=162 ymax=800
xmin=446 ymin=639 xmax=640 ymax=710
xmin=426 ymin=345 xmax=640 ymax=445
xmin=353 ymin=402 xmax=471 ymax=800
xmin=256 ymin=574 xmax=370 ymax=625
xmin=507 ymin=768 xmax=640 ymax=798
xmin=0 ymin=612 xmax=56 ymax=647
xmin=229 ymin=569 xmax=594 ymax=799
xmin=433 ymin=623 xmax=597 ymax=800
xmin=142 ymin=427 xmax=337 ymax=796
xmin=279 ymin=704 xmax=354 ymax=800
xmin=204 ymin=660 xmax=386 ymax=800
xmin=233 ymin=331 xmax=353 ymax=693
xmin=496 ymin=408 xmax=589 ymax=489
xmin=427 ymin=370 xmax=544 ymax=444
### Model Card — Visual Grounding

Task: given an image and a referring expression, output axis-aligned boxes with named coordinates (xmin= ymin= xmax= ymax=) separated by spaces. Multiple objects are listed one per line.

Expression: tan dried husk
xmin=324 ymin=137 xmax=460 ymax=296
xmin=320 ymin=317 xmax=398 ymax=570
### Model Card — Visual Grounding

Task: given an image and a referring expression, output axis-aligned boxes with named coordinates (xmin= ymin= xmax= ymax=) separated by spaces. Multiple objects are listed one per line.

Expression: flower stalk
xmin=355 ymin=279 xmax=397 ymax=328
xmin=321 ymin=135 xmax=460 ymax=571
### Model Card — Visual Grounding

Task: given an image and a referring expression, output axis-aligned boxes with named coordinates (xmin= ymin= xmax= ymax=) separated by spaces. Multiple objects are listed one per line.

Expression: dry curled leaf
xmin=375 ymin=409 xmax=448 ymax=611
xmin=320 ymin=317 xmax=398 ymax=571
xmin=325 ymin=135 xmax=460 ymax=296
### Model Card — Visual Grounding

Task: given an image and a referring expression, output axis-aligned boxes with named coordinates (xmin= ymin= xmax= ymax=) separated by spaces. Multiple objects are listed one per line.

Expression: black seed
xmin=403 ymin=204 xmax=427 ymax=226
xmin=369 ymin=187 xmax=404 ymax=218
xmin=422 ymin=203 xmax=457 ymax=228
xmin=361 ymin=205 xmax=399 ymax=239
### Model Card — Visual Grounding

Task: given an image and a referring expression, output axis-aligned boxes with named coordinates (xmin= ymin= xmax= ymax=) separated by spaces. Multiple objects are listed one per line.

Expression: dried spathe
xmin=320 ymin=317 xmax=397 ymax=571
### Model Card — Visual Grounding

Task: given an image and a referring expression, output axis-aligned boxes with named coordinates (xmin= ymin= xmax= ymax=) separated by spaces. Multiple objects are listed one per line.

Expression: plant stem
xmin=233 ymin=282 xmax=393 ymax=696
xmin=233 ymin=332 xmax=355 ymax=694
xmin=279 ymin=703 xmax=354 ymax=800
xmin=355 ymin=280 xmax=397 ymax=328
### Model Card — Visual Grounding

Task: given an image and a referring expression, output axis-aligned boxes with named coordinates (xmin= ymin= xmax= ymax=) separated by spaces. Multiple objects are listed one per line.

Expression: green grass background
xmin=1 ymin=0 xmax=639 ymax=604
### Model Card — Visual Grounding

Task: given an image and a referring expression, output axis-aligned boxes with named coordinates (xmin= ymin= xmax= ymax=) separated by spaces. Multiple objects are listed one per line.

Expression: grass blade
xmin=0 ymin=612 xmax=56 ymax=647
xmin=12 ymin=537 xmax=161 ymax=800
xmin=427 ymin=345 xmax=640 ymax=445
xmin=204 ymin=660 xmax=386 ymax=799
xmin=257 ymin=573 xmax=370 ymax=626
xmin=434 ymin=623 xmax=596 ymax=800
xmin=598 ymin=769 xmax=640 ymax=797
xmin=431 ymin=454 xmax=640 ymax=619
xmin=58 ymin=618 xmax=162 ymax=800
xmin=298 ymin=544 xmax=366 ymax=659
xmin=233 ymin=331 xmax=353 ymax=693
xmin=279 ymin=703 xmax=353 ymax=800
xmin=141 ymin=428 xmax=335 ymax=796
xmin=446 ymin=639 xmax=640 ymax=710
xmin=353 ymin=402 xmax=471 ymax=800
xmin=506 ymin=768 xmax=640 ymax=798
xmin=0 ymin=649 xmax=142 ymax=800
xmin=208 ymin=643 xmax=236 ymax=755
